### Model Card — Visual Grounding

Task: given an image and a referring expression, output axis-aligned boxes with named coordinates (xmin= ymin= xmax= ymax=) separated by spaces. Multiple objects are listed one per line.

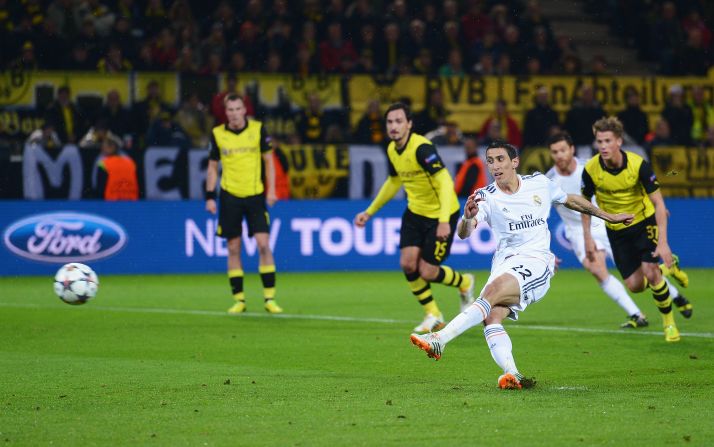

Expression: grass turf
xmin=1 ymin=270 xmax=712 ymax=446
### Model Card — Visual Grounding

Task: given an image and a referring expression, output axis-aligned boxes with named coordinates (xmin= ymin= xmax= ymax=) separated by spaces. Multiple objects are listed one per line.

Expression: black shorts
xmin=399 ymin=208 xmax=459 ymax=265
xmin=217 ymin=190 xmax=270 ymax=239
xmin=607 ymin=215 xmax=659 ymax=279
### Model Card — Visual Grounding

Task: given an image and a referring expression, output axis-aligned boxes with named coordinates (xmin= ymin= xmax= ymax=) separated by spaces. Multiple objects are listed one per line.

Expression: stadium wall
xmin=1 ymin=199 xmax=711 ymax=276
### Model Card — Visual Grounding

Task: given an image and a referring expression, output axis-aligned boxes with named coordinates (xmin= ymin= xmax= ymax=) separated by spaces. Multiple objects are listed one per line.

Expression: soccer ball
xmin=53 ymin=263 xmax=99 ymax=305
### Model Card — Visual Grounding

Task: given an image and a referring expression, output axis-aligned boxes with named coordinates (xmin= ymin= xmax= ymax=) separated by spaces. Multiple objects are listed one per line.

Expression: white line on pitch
xmin=1 ymin=302 xmax=713 ymax=339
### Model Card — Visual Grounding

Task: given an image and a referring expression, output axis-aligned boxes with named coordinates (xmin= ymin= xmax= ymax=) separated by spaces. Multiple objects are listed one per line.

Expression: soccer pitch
xmin=1 ymin=270 xmax=712 ymax=446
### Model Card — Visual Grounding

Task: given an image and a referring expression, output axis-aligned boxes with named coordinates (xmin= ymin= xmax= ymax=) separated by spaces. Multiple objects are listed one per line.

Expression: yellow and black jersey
xmin=387 ymin=133 xmax=459 ymax=219
xmin=208 ymin=120 xmax=272 ymax=198
xmin=582 ymin=150 xmax=658 ymax=231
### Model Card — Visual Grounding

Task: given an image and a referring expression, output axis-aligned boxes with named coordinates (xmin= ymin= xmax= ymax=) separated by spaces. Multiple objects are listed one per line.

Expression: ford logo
xmin=3 ymin=212 xmax=127 ymax=263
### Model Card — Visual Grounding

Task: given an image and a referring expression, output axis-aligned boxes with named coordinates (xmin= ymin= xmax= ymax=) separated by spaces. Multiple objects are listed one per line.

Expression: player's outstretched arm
xmin=354 ymin=176 xmax=401 ymax=228
xmin=563 ymin=194 xmax=634 ymax=225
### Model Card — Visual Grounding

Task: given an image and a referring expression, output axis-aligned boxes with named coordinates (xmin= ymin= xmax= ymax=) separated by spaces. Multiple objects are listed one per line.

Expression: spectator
xmin=426 ymin=121 xmax=464 ymax=146
xmin=353 ymin=99 xmax=386 ymax=145
xmin=79 ymin=119 xmax=121 ymax=150
xmin=526 ymin=26 xmax=556 ymax=72
xmin=26 ymin=123 xmax=62 ymax=149
xmin=110 ymin=16 xmax=139 ymax=62
xmin=617 ymin=87 xmax=649 ymax=146
xmin=68 ymin=43 xmax=95 ymax=70
xmin=661 ymin=84 xmax=693 ymax=146
xmin=652 ymin=1 xmax=684 ymax=74
xmin=703 ymin=124 xmax=714 ymax=148
xmin=99 ymin=90 xmax=133 ymax=144
xmin=523 ymin=86 xmax=560 ymax=148
xmin=319 ymin=22 xmax=357 ymax=73
xmin=439 ymin=48 xmax=465 ymax=77
xmin=453 ymin=136 xmax=487 ymax=198
xmin=11 ymin=41 xmax=38 ymax=70
xmin=502 ymin=25 xmax=526 ymax=74
xmin=525 ymin=57 xmax=542 ymax=75
xmin=412 ymin=48 xmax=435 ymax=75
xmin=152 ymin=27 xmax=179 ymax=69
xmin=97 ymin=43 xmax=133 ymax=73
xmin=200 ymin=22 xmax=226 ymax=65
xmin=587 ymin=54 xmax=609 ymax=75
xmin=133 ymin=80 xmax=172 ymax=143
xmin=376 ymin=22 xmax=402 ymax=75
xmin=297 ymin=92 xmax=328 ymax=143
xmin=198 ymin=51 xmax=223 ymax=75
xmin=44 ymin=86 xmax=87 ymax=144
xmin=473 ymin=53 xmax=496 ymax=76
xmin=94 ymin=137 xmax=139 ymax=201
xmin=211 ymin=73 xmax=255 ymax=124
xmin=143 ymin=0 xmax=169 ymax=35
xmin=688 ymin=85 xmax=714 ymax=143
xmin=146 ymin=111 xmax=190 ymax=149
xmin=677 ymin=28 xmax=710 ymax=75
xmin=134 ymin=42 xmax=158 ymax=71
xmin=75 ymin=0 xmax=115 ymax=37
xmin=461 ymin=1 xmax=493 ymax=45
xmin=47 ymin=0 xmax=79 ymax=38
xmin=469 ymin=30 xmax=502 ymax=69
xmin=479 ymin=100 xmax=522 ymax=148
xmin=564 ymin=85 xmax=606 ymax=146
xmin=404 ymin=19 xmax=430 ymax=62
xmin=35 ymin=19 xmax=68 ymax=69
xmin=414 ymin=89 xmax=449 ymax=135
xmin=174 ymin=44 xmax=200 ymax=73
xmin=478 ymin=120 xmax=505 ymax=147
xmin=645 ymin=118 xmax=675 ymax=157
xmin=175 ymin=92 xmax=213 ymax=148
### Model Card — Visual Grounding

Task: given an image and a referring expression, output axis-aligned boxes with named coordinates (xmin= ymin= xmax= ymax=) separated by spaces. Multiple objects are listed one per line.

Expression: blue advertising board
xmin=1 ymin=199 xmax=712 ymax=276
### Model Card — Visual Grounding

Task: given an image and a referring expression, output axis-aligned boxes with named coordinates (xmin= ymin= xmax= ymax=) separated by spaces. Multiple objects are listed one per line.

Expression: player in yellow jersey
xmin=205 ymin=93 xmax=283 ymax=314
xmin=354 ymin=102 xmax=476 ymax=333
xmin=582 ymin=117 xmax=692 ymax=342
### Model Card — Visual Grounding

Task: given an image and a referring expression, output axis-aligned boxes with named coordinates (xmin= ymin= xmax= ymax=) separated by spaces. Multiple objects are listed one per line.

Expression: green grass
xmin=1 ymin=269 xmax=713 ymax=446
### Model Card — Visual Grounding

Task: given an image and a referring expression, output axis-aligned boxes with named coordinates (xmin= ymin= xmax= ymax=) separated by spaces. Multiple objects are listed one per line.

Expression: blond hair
xmin=592 ymin=116 xmax=624 ymax=138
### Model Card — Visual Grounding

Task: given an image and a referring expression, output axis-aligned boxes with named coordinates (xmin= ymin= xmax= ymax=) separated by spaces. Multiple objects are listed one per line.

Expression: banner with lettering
xmin=347 ymin=74 xmax=714 ymax=133
xmin=2 ymin=198 xmax=711 ymax=276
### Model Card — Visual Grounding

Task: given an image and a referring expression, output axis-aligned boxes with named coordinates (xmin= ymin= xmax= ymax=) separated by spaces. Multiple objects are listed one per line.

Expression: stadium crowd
xmin=3 ymin=0 xmax=714 ymax=153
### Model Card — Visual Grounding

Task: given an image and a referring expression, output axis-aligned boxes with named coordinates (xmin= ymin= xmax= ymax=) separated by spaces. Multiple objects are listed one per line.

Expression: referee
xmin=206 ymin=93 xmax=283 ymax=314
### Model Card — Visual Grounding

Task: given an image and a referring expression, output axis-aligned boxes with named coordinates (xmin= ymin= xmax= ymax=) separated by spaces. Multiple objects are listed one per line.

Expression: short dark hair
xmin=224 ymin=93 xmax=244 ymax=105
xmin=547 ymin=131 xmax=574 ymax=147
xmin=486 ymin=140 xmax=519 ymax=159
xmin=384 ymin=102 xmax=412 ymax=122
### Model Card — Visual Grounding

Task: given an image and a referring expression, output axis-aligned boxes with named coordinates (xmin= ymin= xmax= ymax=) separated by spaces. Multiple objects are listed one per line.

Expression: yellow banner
xmin=348 ymin=75 xmax=714 ymax=133
xmin=651 ymin=146 xmax=714 ymax=197
xmin=0 ymin=71 xmax=130 ymax=107
xmin=282 ymin=144 xmax=349 ymax=198
xmin=227 ymin=74 xmax=343 ymax=108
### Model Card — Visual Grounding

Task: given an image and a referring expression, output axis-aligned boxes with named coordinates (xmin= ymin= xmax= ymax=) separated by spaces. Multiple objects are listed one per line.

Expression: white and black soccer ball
xmin=53 ymin=263 xmax=99 ymax=305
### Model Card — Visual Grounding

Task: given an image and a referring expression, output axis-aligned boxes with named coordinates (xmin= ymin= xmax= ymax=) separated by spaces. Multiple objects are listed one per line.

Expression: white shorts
xmin=567 ymin=225 xmax=613 ymax=264
xmin=482 ymin=254 xmax=553 ymax=321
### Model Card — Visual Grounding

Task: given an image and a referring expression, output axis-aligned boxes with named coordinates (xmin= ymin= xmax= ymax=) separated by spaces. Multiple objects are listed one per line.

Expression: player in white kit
xmin=547 ymin=132 xmax=687 ymax=328
xmin=410 ymin=141 xmax=634 ymax=390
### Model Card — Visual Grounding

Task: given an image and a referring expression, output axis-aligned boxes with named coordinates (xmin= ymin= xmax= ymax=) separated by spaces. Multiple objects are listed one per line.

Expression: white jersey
xmin=475 ymin=173 xmax=568 ymax=271
xmin=545 ymin=159 xmax=607 ymax=239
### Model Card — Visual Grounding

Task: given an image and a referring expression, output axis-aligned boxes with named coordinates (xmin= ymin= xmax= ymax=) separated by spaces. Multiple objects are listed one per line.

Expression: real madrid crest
xmin=533 ymin=195 xmax=542 ymax=206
